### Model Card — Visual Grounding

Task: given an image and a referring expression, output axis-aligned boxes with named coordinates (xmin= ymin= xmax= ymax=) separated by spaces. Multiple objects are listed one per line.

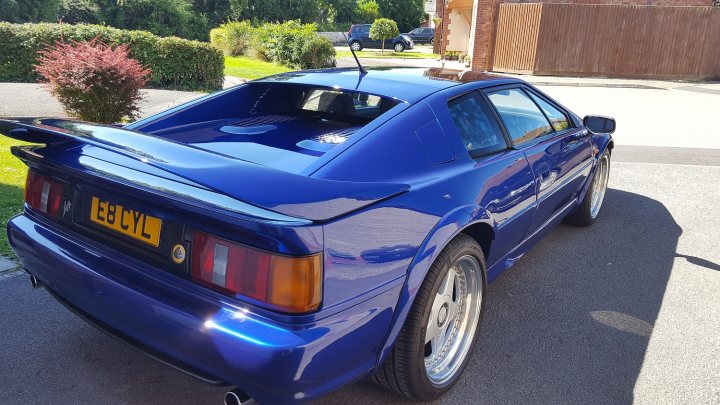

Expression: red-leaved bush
xmin=35 ymin=38 xmax=151 ymax=123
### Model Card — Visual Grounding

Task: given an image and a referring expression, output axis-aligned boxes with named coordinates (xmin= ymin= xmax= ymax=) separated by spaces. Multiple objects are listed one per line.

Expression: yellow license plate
xmin=90 ymin=196 xmax=162 ymax=247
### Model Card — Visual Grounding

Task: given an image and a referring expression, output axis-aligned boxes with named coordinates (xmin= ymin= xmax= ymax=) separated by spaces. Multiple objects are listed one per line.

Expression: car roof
xmin=256 ymin=67 xmax=522 ymax=103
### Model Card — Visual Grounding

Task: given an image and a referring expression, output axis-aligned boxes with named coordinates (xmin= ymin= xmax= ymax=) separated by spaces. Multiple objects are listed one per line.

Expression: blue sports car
xmin=2 ymin=67 xmax=615 ymax=404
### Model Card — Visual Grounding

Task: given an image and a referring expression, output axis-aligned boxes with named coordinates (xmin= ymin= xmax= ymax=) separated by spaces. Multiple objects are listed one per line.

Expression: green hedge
xmin=0 ymin=22 xmax=224 ymax=91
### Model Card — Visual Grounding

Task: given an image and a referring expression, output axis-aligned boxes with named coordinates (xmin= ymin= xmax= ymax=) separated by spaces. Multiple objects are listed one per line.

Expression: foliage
xmin=296 ymin=36 xmax=336 ymax=69
xmin=210 ymin=21 xmax=254 ymax=56
xmin=93 ymin=0 xmax=210 ymax=41
xmin=376 ymin=0 xmax=424 ymax=32
xmin=35 ymin=39 xmax=150 ymax=123
xmin=0 ymin=23 xmax=224 ymax=91
xmin=253 ymin=20 xmax=313 ymax=66
xmin=57 ymin=0 xmax=100 ymax=24
xmin=369 ymin=17 xmax=398 ymax=53
xmin=355 ymin=0 xmax=379 ymax=24
xmin=213 ymin=20 xmax=334 ymax=69
xmin=0 ymin=0 xmax=61 ymax=23
xmin=324 ymin=0 xmax=356 ymax=24
xmin=243 ymin=0 xmax=321 ymax=24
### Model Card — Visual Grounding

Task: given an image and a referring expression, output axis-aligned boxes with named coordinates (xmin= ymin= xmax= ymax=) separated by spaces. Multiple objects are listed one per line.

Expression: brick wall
xmin=471 ymin=0 xmax=501 ymax=71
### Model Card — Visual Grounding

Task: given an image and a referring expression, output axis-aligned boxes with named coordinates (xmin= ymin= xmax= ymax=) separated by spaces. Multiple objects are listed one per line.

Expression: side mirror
xmin=583 ymin=115 xmax=616 ymax=134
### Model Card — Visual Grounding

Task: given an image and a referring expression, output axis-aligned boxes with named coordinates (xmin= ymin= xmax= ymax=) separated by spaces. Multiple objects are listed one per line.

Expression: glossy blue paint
xmin=2 ymin=67 xmax=612 ymax=403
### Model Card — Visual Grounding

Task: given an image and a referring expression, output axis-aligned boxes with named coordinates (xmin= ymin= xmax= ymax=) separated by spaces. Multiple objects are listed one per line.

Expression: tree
xmin=369 ymin=17 xmax=398 ymax=53
xmin=376 ymin=0 xmax=424 ymax=32
xmin=94 ymin=0 xmax=210 ymax=41
xmin=324 ymin=0 xmax=356 ymax=23
xmin=0 ymin=0 xmax=61 ymax=23
xmin=242 ymin=0 xmax=320 ymax=23
xmin=57 ymin=0 xmax=100 ymax=24
xmin=355 ymin=0 xmax=379 ymax=24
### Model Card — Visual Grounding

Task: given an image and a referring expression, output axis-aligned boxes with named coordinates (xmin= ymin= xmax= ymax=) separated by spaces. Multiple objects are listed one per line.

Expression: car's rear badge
xmin=171 ymin=244 xmax=186 ymax=264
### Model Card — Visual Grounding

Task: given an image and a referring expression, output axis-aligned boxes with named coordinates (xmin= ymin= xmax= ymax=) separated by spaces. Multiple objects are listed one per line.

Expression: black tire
xmin=566 ymin=149 xmax=611 ymax=227
xmin=393 ymin=42 xmax=405 ymax=52
xmin=372 ymin=234 xmax=486 ymax=401
xmin=350 ymin=41 xmax=362 ymax=51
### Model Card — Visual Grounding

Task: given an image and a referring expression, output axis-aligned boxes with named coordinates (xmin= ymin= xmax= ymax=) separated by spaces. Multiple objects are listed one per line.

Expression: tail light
xmin=191 ymin=231 xmax=322 ymax=313
xmin=25 ymin=170 xmax=64 ymax=219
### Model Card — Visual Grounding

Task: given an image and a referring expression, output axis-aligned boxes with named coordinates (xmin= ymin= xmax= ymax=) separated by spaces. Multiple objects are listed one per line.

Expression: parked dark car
xmin=2 ymin=67 xmax=615 ymax=404
xmin=348 ymin=23 xmax=414 ymax=52
xmin=404 ymin=27 xmax=435 ymax=44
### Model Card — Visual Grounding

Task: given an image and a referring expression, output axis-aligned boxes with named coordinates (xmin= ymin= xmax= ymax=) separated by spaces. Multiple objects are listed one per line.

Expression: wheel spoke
xmin=439 ymin=268 xmax=456 ymax=296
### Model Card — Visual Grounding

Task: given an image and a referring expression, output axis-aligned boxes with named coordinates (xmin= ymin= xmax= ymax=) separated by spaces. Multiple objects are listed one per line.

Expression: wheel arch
xmin=375 ymin=206 xmax=496 ymax=368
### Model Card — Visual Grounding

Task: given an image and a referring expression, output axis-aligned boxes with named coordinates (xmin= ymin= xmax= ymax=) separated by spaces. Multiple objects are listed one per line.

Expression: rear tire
xmin=567 ymin=150 xmax=611 ymax=226
xmin=350 ymin=41 xmax=362 ymax=51
xmin=372 ymin=234 xmax=486 ymax=401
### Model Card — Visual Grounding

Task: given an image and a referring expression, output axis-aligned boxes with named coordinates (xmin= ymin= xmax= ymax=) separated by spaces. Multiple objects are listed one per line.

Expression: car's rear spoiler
xmin=0 ymin=118 xmax=409 ymax=222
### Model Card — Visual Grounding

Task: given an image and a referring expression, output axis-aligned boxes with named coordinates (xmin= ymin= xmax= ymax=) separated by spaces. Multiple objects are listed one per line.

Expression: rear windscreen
xmin=147 ymin=83 xmax=401 ymax=174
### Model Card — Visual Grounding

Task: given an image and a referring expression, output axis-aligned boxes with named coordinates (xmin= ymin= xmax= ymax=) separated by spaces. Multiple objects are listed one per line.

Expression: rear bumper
xmin=8 ymin=213 xmax=402 ymax=404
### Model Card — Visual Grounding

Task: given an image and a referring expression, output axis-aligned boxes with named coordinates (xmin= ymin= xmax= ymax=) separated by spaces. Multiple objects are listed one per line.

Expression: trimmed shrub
xmin=253 ymin=20 xmax=317 ymax=66
xmin=297 ymin=36 xmax=336 ymax=69
xmin=370 ymin=18 xmax=399 ymax=53
xmin=0 ymin=23 xmax=224 ymax=91
xmin=252 ymin=20 xmax=336 ymax=69
xmin=210 ymin=21 xmax=255 ymax=57
xmin=35 ymin=39 xmax=150 ymax=123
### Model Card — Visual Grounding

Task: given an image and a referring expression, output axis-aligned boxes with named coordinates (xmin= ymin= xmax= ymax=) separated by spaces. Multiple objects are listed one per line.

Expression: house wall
xmin=447 ymin=8 xmax=472 ymax=51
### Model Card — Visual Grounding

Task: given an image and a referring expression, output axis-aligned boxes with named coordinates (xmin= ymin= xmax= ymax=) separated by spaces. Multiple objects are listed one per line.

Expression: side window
xmin=486 ymin=88 xmax=553 ymax=145
xmin=448 ymin=92 xmax=508 ymax=156
xmin=527 ymin=91 xmax=570 ymax=132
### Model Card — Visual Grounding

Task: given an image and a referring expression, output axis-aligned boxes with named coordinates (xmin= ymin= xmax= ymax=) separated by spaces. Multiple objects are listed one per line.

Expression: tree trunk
xmin=381 ymin=38 xmax=385 ymax=54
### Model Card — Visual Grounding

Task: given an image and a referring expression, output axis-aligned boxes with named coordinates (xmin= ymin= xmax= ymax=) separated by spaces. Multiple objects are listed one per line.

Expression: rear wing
xmin=0 ymin=118 xmax=409 ymax=222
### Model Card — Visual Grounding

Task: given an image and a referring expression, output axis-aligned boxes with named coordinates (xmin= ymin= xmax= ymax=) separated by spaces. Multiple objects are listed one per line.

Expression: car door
xmin=485 ymin=86 xmax=593 ymax=238
xmin=421 ymin=28 xmax=434 ymax=43
xmin=445 ymin=91 xmax=537 ymax=265
xmin=362 ymin=25 xmax=380 ymax=48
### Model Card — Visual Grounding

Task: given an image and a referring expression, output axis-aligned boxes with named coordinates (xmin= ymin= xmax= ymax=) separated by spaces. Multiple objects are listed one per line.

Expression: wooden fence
xmin=493 ymin=3 xmax=720 ymax=80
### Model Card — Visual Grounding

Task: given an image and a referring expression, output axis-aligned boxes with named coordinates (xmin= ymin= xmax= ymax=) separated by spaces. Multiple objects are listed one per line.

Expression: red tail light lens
xmin=191 ymin=231 xmax=322 ymax=313
xmin=25 ymin=170 xmax=64 ymax=219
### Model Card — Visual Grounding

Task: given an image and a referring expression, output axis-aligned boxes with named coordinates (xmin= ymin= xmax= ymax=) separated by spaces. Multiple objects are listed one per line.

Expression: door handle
xmin=536 ymin=162 xmax=556 ymax=192
xmin=572 ymin=130 xmax=590 ymax=140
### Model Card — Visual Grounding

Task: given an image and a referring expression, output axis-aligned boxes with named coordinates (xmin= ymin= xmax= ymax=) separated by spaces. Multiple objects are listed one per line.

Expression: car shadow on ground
xmin=0 ymin=188 xmax=681 ymax=405
xmin=316 ymin=187 xmax=681 ymax=404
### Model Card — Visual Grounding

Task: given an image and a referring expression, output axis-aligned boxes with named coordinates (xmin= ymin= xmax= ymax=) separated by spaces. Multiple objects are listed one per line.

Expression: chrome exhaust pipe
xmin=29 ymin=274 xmax=43 ymax=289
xmin=224 ymin=388 xmax=255 ymax=405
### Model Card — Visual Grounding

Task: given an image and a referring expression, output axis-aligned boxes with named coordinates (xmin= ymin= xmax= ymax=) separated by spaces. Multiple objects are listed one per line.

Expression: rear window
xmin=148 ymin=83 xmax=401 ymax=173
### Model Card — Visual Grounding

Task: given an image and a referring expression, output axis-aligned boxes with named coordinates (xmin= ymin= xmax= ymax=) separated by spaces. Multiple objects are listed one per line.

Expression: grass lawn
xmin=336 ymin=50 xmax=439 ymax=59
xmin=0 ymin=137 xmax=29 ymax=258
xmin=224 ymin=56 xmax=291 ymax=80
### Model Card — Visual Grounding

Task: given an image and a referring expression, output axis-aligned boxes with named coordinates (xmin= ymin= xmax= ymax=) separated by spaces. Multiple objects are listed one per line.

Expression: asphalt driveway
xmin=1 ymin=146 xmax=718 ymax=405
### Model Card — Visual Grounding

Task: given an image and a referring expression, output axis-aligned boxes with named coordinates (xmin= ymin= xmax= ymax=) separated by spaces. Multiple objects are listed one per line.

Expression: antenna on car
xmin=342 ymin=32 xmax=367 ymax=76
